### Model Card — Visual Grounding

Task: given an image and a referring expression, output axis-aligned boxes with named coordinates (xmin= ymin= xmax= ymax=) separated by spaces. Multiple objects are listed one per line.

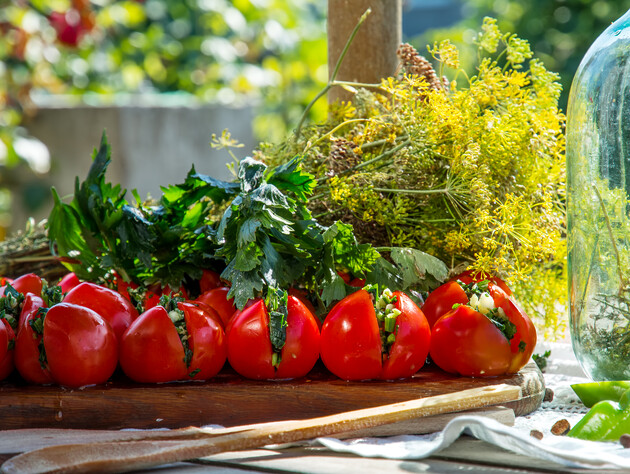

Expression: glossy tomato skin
xmin=275 ymin=296 xmax=320 ymax=379
xmin=44 ymin=303 xmax=118 ymax=388
xmin=14 ymin=294 xmax=53 ymax=384
xmin=421 ymin=280 xmax=468 ymax=328
xmin=196 ymin=287 xmax=236 ymax=327
xmin=58 ymin=272 xmax=81 ymax=293
xmin=180 ymin=302 xmax=227 ymax=380
xmin=226 ymin=296 xmax=320 ymax=380
xmin=430 ymin=305 xmax=512 ymax=377
xmin=487 ymin=285 xmax=537 ymax=373
xmin=120 ymin=302 xmax=226 ymax=383
xmin=0 ymin=320 xmax=15 ymax=380
xmin=288 ymin=288 xmax=319 ymax=325
xmin=381 ymin=292 xmax=431 ymax=380
xmin=18 ymin=292 xmax=44 ymax=331
xmin=191 ymin=301 xmax=225 ymax=329
xmin=1 ymin=273 xmax=42 ymax=297
xmin=320 ymin=289 xmax=382 ymax=381
xmin=63 ymin=282 xmax=138 ymax=341
xmin=199 ymin=270 xmax=222 ymax=293
xmin=114 ymin=277 xmax=139 ymax=303
xmin=119 ymin=306 xmax=188 ymax=383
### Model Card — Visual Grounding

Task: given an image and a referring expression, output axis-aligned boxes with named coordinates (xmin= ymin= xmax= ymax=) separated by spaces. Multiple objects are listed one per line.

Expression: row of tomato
xmin=0 ymin=270 xmax=536 ymax=388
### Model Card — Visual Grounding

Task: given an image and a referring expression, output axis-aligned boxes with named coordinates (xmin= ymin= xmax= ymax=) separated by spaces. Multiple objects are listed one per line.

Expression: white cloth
xmin=316 ymin=343 xmax=630 ymax=470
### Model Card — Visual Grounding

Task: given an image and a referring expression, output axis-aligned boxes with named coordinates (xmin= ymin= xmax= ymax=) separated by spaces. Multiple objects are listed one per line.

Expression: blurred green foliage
xmin=0 ymin=0 xmax=328 ymax=230
xmin=416 ymin=0 xmax=630 ymax=111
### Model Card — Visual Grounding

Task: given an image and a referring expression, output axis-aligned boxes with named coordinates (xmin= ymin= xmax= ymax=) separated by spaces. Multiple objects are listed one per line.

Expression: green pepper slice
xmin=568 ymin=388 xmax=630 ymax=441
xmin=571 ymin=381 xmax=630 ymax=408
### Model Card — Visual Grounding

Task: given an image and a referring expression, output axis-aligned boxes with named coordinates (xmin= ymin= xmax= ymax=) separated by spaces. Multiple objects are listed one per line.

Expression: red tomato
xmin=143 ymin=284 xmax=188 ymax=310
xmin=349 ymin=277 xmax=366 ymax=288
xmin=43 ymin=303 xmax=118 ymax=387
xmin=382 ymin=291 xmax=431 ymax=380
xmin=487 ymin=285 xmax=537 ymax=373
xmin=120 ymin=306 xmax=187 ymax=383
xmin=336 ymin=271 xmax=365 ymax=288
xmin=14 ymin=294 xmax=53 ymax=384
xmin=190 ymin=301 xmax=225 ymax=329
xmin=321 ymin=290 xmax=381 ymax=380
xmin=430 ymin=305 xmax=512 ymax=376
xmin=337 ymin=271 xmax=351 ymax=284
xmin=421 ymin=280 xmax=468 ymax=328
xmin=17 ymin=292 xmax=44 ymax=330
xmin=114 ymin=277 xmax=139 ymax=302
xmin=225 ymin=299 xmax=256 ymax=334
xmin=196 ymin=287 xmax=236 ymax=327
xmin=184 ymin=302 xmax=227 ymax=380
xmin=428 ymin=279 xmax=536 ymax=376
xmin=288 ymin=287 xmax=318 ymax=323
xmin=0 ymin=320 xmax=15 ymax=380
xmin=0 ymin=273 xmax=42 ymax=297
xmin=226 ymin=296 xmax=320 ymax=380
xmin=320 ymin=289 xmax=431 ymax=381
xmin=58 ymin=272 xmax=81 ymax=293
xmin=199 ymin=269 xmax=222 ymax=293
xmin=63 ymin=282 xmax=138 ymax=341
xmin=120 ymin=301 xmax=226 ymax=383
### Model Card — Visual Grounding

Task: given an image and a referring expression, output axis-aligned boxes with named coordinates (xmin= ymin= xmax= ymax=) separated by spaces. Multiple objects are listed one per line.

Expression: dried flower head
xmin=396 ymin=43 xmax=442 ymax=91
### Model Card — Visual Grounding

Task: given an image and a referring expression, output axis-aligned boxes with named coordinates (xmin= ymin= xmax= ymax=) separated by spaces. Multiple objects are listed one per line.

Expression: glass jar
xmin=567 ymin=9 xmax=630 ymax=380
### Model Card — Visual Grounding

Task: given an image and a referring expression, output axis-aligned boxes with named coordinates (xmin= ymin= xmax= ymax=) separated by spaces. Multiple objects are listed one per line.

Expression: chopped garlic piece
xmin=477 ymin=292 xmax=495 ymax=315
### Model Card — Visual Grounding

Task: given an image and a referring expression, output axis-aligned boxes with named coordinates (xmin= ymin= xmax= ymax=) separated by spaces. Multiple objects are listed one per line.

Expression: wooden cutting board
xmin=0 ymin=361 xmax=544 ymax=431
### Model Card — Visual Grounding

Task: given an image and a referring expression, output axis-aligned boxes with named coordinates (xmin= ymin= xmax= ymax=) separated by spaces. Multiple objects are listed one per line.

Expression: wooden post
xmin=327 ymin=0 xmax=402 ymax=104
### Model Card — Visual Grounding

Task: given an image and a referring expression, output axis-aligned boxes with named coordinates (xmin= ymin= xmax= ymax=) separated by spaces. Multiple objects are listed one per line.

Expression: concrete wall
xmin=15 ymin=100 xmax=255 ymax=230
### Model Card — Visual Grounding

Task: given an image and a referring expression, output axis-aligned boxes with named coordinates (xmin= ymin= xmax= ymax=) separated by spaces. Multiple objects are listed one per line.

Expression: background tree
xmin=414 ymin=0 xmax=630 ymax=111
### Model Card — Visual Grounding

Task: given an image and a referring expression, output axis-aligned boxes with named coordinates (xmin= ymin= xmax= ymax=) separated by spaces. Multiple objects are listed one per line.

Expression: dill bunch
xmin=261 ymin=18 xmax=567 ymax=334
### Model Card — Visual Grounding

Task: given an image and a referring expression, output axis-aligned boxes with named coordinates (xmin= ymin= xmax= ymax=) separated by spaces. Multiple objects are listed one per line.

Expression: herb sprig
xmin=48 ymin=133 xmax=448 ymax=314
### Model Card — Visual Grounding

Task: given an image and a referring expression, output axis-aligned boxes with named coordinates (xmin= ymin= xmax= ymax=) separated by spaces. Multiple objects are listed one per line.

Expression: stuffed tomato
xmin=320 ymin=288 xmax=431 ymax=381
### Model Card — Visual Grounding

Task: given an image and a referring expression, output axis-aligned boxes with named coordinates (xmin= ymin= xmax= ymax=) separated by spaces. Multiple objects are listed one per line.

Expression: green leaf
xmin=390 ymin=247 xmax=448 ymax=289
xmin=325 ymin=221 xmax=380 ymax=276
xmin=365 ymin=257 xmax=404 ymax=292
xmin=320 ymin=271 xmax=348 ymax=306
xmin=222 ymin=262 xmax=264 ymax=309
xmin=238 ymin=218 xmax=261 ymax=247
xmin=267 ymin=156 xmax=316 ymax=201
xmin=47 ymin=187 xmax=100 ymax=278
xmin=266 ymin=287 xmax=289 ymax=355
xmin=238 ymin=157 xmax=267 ymax=192
xmin=233 ymin=241 xmax=262 ymax=272
xmin=250 ymin=183 xmax=291 ymax=210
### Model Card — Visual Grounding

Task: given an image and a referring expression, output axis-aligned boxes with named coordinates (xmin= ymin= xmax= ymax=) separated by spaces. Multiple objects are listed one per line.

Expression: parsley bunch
xmin=48 ymin=133 xmax=448 ymax=312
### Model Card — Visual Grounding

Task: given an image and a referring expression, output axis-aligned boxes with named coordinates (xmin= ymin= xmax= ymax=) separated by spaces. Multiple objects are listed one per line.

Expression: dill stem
xmin=353 ymin=140 xmax=410 ymax=170
xmin=304 ymin=119 xmax=367 ymax=152
xmin=309 ymin=191 xmax=331 ymax=201
xmin=400 ymin=217 xmax=457 ymax=224
xmin=361 ymin=135 xmax=409 ymax=150
xmin=577 ymin=233 xmax=598 ymax=324
xmin=295 ymin=8 xmax=371 ymax=139
xmin=315 ymin=139 xmax=410 ymax=183
xmin=592 ymin=184 xmax=626 ymax=294
xmin=331 ymin=80 xmax=383 ymax=90
xmin=371 ymin=187 xmax=448 ymax=195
